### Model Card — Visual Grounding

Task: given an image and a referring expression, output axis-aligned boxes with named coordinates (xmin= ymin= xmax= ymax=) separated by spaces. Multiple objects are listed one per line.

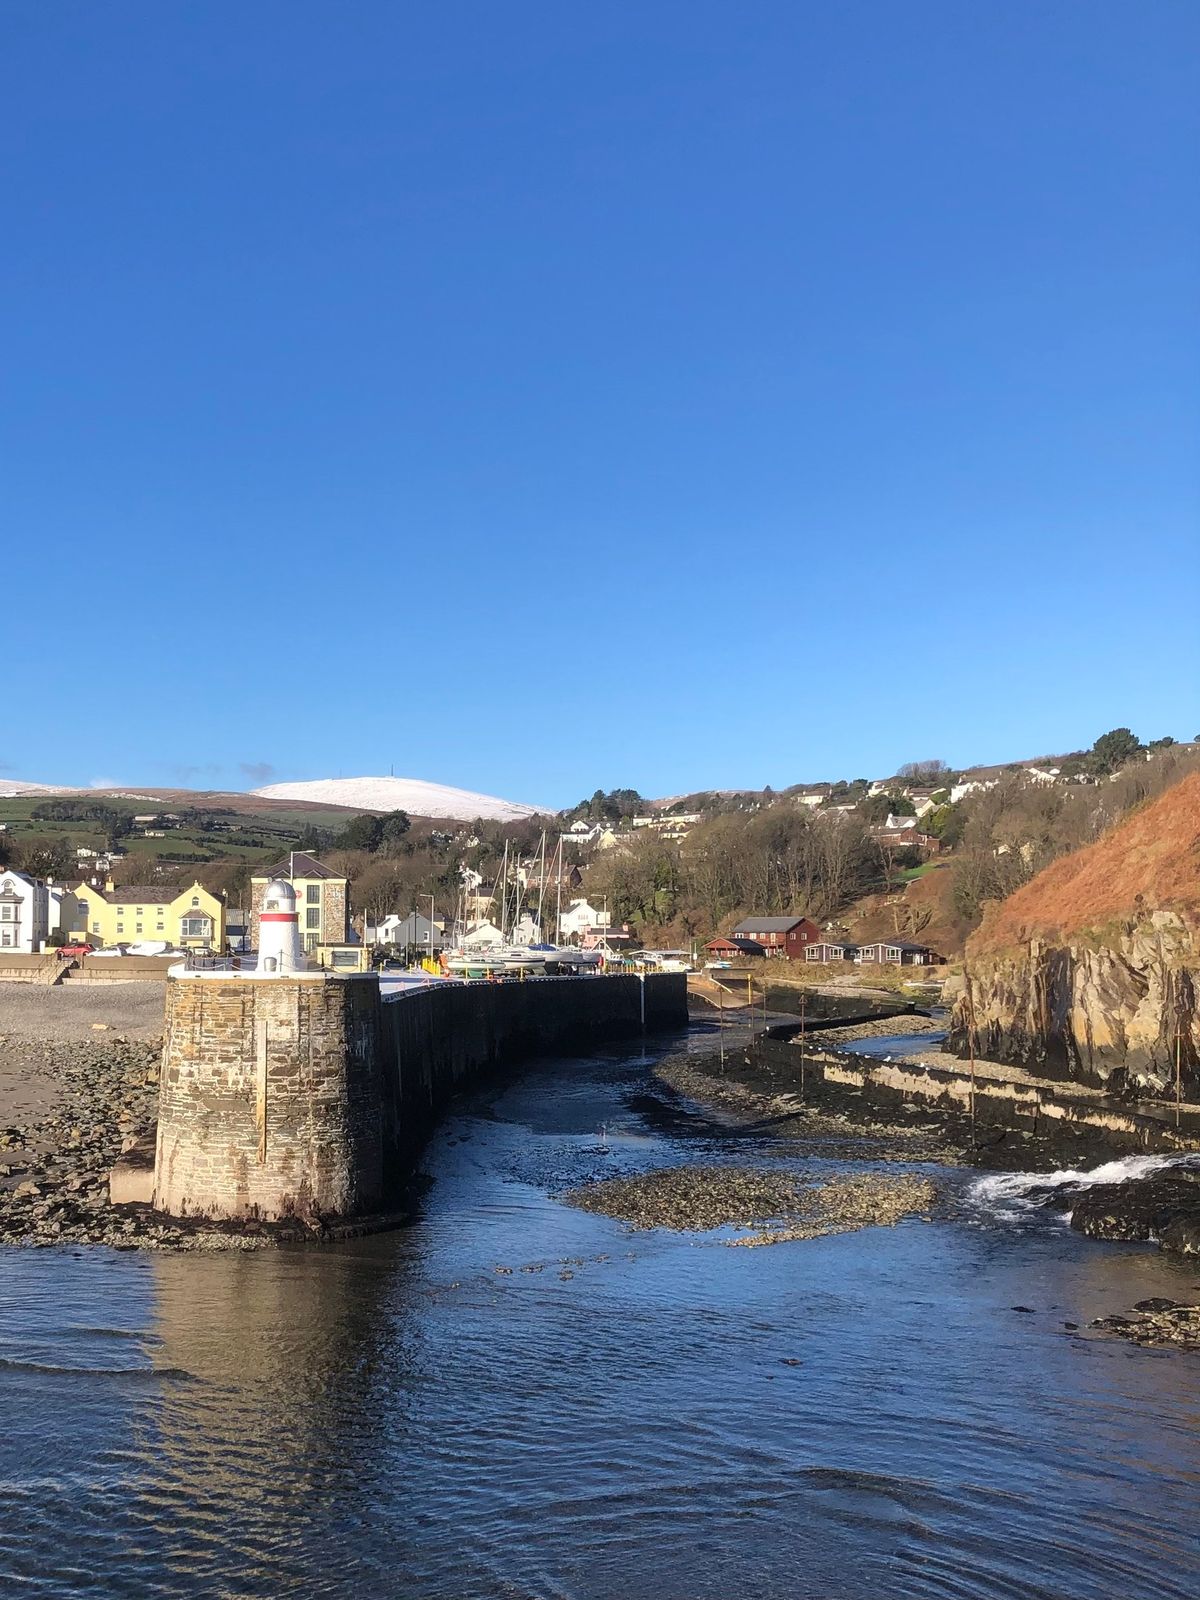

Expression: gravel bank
xmin=565 ymin=1163 xmax=936 ymax=1245
xmin=0 ymin=982 xmax=167 ymax=1043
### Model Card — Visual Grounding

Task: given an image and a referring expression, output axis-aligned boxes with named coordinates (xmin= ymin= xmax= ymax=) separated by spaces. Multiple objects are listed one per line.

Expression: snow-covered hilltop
xmin=251 ymin=775 xmax=547 ymax=822
xmin=0 ymin=780 xmax=78 ymax=797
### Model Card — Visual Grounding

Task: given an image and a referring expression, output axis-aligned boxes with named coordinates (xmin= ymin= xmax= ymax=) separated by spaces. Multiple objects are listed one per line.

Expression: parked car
xmin=56 ymin=942 xmax=94 ymax=958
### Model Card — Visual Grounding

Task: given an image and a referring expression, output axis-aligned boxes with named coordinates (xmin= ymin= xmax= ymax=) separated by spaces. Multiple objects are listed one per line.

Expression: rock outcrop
xmin=948 ymin=772 xmax=1200 ymax=1097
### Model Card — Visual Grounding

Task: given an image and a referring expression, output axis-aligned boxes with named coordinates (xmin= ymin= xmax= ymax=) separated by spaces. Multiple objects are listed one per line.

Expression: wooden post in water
xmin=964 ymin=968 xmax=978 ymax=1143
xmin=798 ymin=989 xmax=807 ymax=1102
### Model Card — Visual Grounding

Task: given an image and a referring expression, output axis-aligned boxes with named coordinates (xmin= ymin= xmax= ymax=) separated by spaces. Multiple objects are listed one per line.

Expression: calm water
xmin=2 ymin=1026 xmax=1199 ymax=1599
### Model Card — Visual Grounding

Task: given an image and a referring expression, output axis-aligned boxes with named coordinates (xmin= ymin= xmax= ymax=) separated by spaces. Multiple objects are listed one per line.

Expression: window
xmin=306 ymin=908 xmax=321 ymax=930
xmin=0 ymin=906 xmax=10 ymax=921
xmin=136 ymin=908 xmax=143 ymax=916
xmin=191 ymin=897 xmax=199 ymax=907
xmin=156 ymin=922 xmax=164 ymax=932
xmin=307 ymin=885 xmax=321 ymax=905
xmin=92 ymin=922 xmax=100 ymax=934
xmin=181 ymin=915 xmax=211 ymax=939
xmin=116 ymin=925 xmax=124 ymax=934
xmin=136 ymin=924 xmax=143 ymax=934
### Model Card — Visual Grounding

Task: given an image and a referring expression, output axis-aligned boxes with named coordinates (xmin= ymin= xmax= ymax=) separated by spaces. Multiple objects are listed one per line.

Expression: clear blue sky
xmin=3 ymin=3 xmax=1197 ymax=807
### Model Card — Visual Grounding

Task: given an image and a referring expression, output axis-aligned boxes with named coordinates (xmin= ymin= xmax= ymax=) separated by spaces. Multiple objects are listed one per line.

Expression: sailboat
xmin=440 ymin=833 xmax=601 ymax=978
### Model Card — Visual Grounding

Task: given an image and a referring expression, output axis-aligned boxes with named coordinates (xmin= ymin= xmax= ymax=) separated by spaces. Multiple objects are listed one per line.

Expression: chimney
xmin=105 ymin=876 xmax=115 ymax=892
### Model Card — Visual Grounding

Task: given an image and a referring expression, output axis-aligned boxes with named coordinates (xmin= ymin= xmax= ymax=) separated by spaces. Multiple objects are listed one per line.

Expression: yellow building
xmin=71 ymin=878 xmax=225 ymax=951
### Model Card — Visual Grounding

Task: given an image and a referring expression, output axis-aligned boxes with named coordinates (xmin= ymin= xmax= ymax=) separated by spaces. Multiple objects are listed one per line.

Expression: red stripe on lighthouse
xmin=260 ymin=912 xmax=298 ymax=922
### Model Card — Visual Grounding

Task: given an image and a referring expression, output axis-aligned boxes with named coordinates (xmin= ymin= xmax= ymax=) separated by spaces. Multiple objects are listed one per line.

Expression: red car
xmin=56 ymin=942 xmax=95 ymax=958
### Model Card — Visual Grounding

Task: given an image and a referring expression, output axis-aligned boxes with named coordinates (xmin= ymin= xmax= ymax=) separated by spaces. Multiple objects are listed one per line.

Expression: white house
xmin=558 ymin=897 xmax=611 ymax=940
xmin=907 ymin=794 xmax=942 ymax=818
xmin=371 ymin=912 xmax=447 ymax=951
xmin=561 ymin=822 xmax=603 ymax=846
xmin=950 ymin=779 xmax=998 ymax=804
xmin=462 ymin=920 xmax=504 ymax=948
xmin=0 ymin=870 xmax=61 ymax=953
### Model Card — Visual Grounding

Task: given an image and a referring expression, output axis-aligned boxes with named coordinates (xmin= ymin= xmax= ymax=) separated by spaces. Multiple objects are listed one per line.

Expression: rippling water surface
xmin=2 ymin=1028 xmax=1199 ymax=1598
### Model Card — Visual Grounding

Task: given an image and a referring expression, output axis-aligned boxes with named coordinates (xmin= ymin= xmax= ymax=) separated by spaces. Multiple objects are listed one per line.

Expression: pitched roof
xmin=253 ymin=852 xmax=343 ymax=882
xmin=732 ymin=916 xmax=808 ymax=934
xmin=101 ymin=885 xmax=176 ymax=904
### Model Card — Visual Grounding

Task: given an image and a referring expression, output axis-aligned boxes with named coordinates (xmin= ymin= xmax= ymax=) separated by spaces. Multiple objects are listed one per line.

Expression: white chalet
xmin=558 ymin=897 xmax=611 ymax=940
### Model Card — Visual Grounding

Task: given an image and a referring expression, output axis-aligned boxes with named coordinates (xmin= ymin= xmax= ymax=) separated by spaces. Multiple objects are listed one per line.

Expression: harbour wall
xmin=750 ymin=1034 xmax=1200 ymax=1153
xmin=153 ymin=972 xmax=687 ymax=1221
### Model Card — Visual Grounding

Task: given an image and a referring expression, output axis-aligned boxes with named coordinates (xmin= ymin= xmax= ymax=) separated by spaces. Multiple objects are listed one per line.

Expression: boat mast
xmin=533 ymin=830 xmax=547 ymax=940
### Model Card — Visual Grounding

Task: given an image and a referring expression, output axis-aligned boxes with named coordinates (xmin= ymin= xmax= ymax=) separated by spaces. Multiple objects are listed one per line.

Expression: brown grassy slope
xmin=843 ymin=865 xmax=973 ymax=959
xmin=969 ymin=771 xmax=1200 ymax=955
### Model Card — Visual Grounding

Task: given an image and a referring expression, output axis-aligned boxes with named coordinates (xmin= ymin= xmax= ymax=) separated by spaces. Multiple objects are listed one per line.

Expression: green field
xmin=0 ymin=794 xmax=363 ymax=872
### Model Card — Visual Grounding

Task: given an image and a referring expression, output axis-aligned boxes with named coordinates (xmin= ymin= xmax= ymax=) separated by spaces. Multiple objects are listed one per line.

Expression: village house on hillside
xmin=558 ymin=897 xmax=611 ymax=941
xmin=732 ymin=915 xmax=822 ymax=959
xmin=869 ymin=816 xmax=940 ymax=854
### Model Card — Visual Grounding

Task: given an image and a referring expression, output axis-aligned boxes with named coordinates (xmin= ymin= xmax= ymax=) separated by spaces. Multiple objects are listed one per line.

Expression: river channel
xmin=2 ymin=1022 xmax=1199 ymax=1598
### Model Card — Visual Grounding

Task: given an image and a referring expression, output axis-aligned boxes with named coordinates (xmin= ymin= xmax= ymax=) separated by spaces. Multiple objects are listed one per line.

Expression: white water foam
xmin=966 ymin=1153 xmax=1200 ymax=1224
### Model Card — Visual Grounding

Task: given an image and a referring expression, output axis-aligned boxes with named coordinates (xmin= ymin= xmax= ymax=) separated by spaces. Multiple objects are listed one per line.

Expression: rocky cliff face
xmin=947 ymin=913 xmax=1198 ymax=1096
xmin=948 ymin=773 xmax=1200 ymax=1098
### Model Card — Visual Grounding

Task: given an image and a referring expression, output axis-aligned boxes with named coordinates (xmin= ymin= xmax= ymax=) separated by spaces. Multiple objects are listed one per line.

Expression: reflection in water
xmin=1 ymin=1034 xmax=1199 ymax=1598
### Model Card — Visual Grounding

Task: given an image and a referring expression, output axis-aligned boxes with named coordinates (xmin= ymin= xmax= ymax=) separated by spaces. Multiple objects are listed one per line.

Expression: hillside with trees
xmin=1 ymin=729 xmax=1193 ymax=956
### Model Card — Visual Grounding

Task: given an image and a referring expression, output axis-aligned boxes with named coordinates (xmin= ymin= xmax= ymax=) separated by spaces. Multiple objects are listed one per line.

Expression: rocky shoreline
xmin=565 ymin=1162 xmax=936 ymax=1245
xmin=0 ymin=1032 xmax=359 ymax=1251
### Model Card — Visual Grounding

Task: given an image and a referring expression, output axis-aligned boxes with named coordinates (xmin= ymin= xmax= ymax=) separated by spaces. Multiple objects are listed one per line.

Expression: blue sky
xmin=3 ymin=2 xmax=1197 ymax=808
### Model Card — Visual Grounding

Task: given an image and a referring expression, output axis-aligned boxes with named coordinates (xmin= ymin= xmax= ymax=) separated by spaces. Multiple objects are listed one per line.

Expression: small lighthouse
xmin=255 ymin=879 xmax=306 ymax=976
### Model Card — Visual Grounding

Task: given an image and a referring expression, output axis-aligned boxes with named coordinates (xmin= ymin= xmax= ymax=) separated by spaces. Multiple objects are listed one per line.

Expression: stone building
xmin=249 ymin=852 xmax=348 ymax=954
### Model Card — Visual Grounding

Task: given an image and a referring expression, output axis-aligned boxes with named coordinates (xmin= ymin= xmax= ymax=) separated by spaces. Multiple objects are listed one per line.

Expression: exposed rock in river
xmin=1090 ymin=1300 xmax=1200 ymax=1351
xmin=948 ymin=772 xmax=1200 ymax=1098
xmin=565 ymin=1163 xmax=936 ymax=1243
xmin=1069 ymin=1162 xmax=1200 ymax=1253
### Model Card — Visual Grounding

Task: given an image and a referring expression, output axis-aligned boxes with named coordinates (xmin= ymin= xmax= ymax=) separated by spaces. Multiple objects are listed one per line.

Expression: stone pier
xmin=152 ymin=971 xmax=686 ymax=1221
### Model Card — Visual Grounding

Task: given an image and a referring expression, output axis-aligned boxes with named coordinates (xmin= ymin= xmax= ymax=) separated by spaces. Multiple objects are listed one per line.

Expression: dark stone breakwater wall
xmin=379 ymin=971 xmax=685 ymax=1170
xmin=154 ymin=972 xmax=687 ymax=1222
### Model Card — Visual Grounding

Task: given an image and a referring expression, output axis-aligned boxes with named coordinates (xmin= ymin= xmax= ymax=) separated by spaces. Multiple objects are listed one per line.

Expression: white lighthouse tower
xmin=255 ymin=879 xmax=307 ymax=976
